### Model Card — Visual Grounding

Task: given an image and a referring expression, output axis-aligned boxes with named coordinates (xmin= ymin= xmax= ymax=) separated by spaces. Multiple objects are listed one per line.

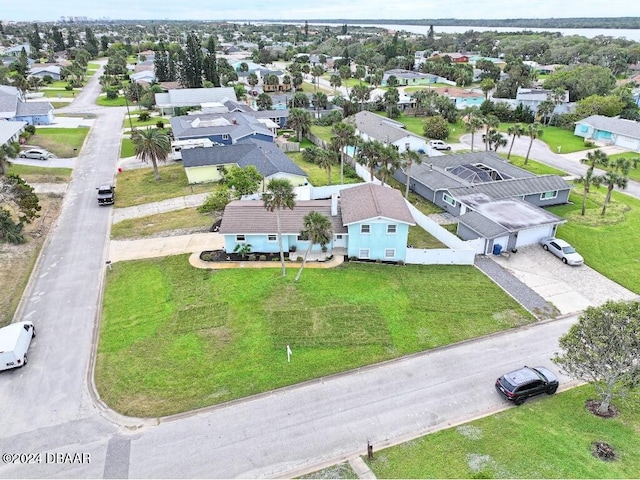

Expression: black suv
xmin=97 ymin=184 xmax=116 ymax=206
xmin=495 ymin=366 xmax=559 ymax=405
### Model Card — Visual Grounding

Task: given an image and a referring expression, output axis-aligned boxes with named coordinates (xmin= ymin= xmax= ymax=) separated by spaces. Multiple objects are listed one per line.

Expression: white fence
xmin=404 ymin=202 xmax=480 ymax=265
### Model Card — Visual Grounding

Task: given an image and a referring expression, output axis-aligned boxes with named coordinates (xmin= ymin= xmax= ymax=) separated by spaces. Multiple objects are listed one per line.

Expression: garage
xmin=616 ymin=135 xmax=640 ymax=152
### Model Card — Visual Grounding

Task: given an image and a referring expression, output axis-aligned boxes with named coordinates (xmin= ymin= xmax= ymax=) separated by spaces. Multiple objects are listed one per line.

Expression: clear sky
xmin=2 ymin=0 xmax=633 ymax=22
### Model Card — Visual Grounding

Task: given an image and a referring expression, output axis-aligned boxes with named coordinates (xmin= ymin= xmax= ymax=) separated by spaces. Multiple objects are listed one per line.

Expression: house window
xmin=540 ymin=191 xmax=558 ymax=200
xmin=387 ymin=224 xmax=397 ymax=234
xmin=360 ymin=224 xmax=371 ymax=234
xmin=297 ymin=233 xmax=309 ymax=241
xmin=222 ymin=134 xmax=229 ymax=140
xmin=267 ymin=234 xmax=277 ymax=242
xmin=236 ymin=234 xmax=246 ymax=242
xmin=385 ymin=248 xmax=395 ymax=258
xmin=443 ymin=193 xmax=456 ymax=206
xmin=359 ymin=249 xmax=370 ymax=259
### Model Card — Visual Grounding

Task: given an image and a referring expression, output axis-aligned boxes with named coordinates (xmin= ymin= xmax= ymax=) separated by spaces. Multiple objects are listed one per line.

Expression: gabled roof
xmin=576 ymin=115 xmax=640 ymax=139
xmin=29 ymin=65 xmax=62 ymax=75
xmin=0 ymin=120 xmax=26 ymax=145
xmin=448 ymin=175 xmax=571 ymax=201
xmin=340 ymin=183 xmax=415 ymax=225
xmin=0 ymin=90 xmax=18 ymax=118
xmin=347 ymin=111 xmax=418 ymax=144
xmin=219 ymin=200 xmax=347 ymax=235
xmin=383 ymin=69 xmax=437 ymax=80
xmin=181 ymin=138 xmax=307 ymax=178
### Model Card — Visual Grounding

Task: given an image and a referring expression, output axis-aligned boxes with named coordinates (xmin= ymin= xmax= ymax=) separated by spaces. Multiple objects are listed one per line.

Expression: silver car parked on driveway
xmin=19 ymin=148 xmax=53 ymax=160
xmin=540 ymin=237 xmax=584 ymax=265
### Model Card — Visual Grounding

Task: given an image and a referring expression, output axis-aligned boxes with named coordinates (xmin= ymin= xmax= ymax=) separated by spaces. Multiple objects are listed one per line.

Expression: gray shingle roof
xmin=458 ymin=210 xmax=509 ymax=238
xmin=448 ymin=175 xmax=572 ymax=201
xmin=576 ymin=115 xmax=640 ymax=139
xmin=219 ymin=200 xmax=347 ymax=235
xmin=459 ymin=197 xmax=564 ymax=231
xmin=0 ymin=120 xmax=26 ymax=144
xmin=16 ymin=101 xmax=53 ymax=116
xmin=347 ymin=111 xmax=417 ymax=143
xmin=0 ymin=90 xmax=18 ymax=117
xmin=340 ymin=183 xmax=415 ymax=225
xmin=170 ymin=111 xmax=275 ymax=141
xmin=181 ymin=139 xmax=307 ymax=178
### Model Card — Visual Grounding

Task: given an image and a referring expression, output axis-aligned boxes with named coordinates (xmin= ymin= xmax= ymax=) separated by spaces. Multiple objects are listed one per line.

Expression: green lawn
xmin=287 ymin=151 xmax=361 ymax=186
xmin=498 ymin=124 xmax=589 ymax=154
xmin=114 ymin=163 xmax=214 ymax=208
xmin=96 ymin=95 xmax=129 ymax=107
xmin=300 ymin=462 xmax=358 ymax=479
xmin=607 ymin=152 xmax=640 ymax=182
xmin=121 ymin=137 xmax=135 ymax=158
xmin=365 ymin=385 xmax=640 ymax=478
xmin=122 ymin=116 xmax=170 ymax=129
xmin=392 ymin=115 xmax=465 ymax=143
xmin=403 ymin=84 xmax=455 ymax=93
xmin=7 ymin=163 xmax=72 ymax=183
xmin=50 ymin=101 xmax=71 ymax=109
xmin=502 ymin=154 xmax=568 ymax=176
xmin=309 ymin=125 xmax=333 ymax=143
xmin=27 ymin=127 xmax=90 ymax=158
xmin=42 ymin=89 xmax=78 ymax=98
xmin=408 ymin=225 xmax=449 ymax=249
xmin=97 ymin=257 xmax=533 ymax=417
xmin=88 ymin=63 xmax=101 ymax=69
xmin=549 ymin=189 xmax=640 ymax=293
xmin=111 ymin=208 xmax=214 ymax=239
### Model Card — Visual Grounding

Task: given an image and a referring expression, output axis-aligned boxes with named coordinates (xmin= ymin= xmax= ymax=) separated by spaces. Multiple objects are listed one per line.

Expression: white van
xmin=0 ymin=321 xmax=36 ymax=371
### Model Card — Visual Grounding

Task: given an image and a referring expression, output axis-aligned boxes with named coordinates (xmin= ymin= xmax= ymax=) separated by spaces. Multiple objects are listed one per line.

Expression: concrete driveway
xmin=490 ymin=245 xmax=638 ymax=315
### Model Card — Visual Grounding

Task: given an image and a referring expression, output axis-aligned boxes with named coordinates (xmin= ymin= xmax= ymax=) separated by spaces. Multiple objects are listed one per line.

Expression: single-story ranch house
xmin=219 ymin=183 xmax=416 ymax=262
xmin=180 ymin=138 xmax=308 ymax=187
xmin=574 ymin=115 xmax=640 ymax=152
xmin=393 ymin=151 xmax=571 ymax=254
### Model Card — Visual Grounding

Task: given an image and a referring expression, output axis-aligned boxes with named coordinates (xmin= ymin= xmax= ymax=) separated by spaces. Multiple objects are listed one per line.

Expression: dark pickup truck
xmin=97 ymin=184 xmax=116 ymax=206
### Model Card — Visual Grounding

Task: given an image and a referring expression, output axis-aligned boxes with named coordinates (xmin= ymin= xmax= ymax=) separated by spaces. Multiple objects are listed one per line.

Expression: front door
xmin=333 ymin=234 xmax=346 ymax=248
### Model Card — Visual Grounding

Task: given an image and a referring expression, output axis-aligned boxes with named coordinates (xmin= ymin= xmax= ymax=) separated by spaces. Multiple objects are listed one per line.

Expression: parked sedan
xmin=540 ymin=237 xmax=584 ymax=265
xmin=495 ymin=366 xmax=559 ymax=405
xmin=19 ymin=148 xmax=53 ymax=160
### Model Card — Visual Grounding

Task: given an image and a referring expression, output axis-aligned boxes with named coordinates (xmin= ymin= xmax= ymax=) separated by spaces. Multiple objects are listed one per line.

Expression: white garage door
xmin=516 ymin=225 xmax=555 ymax=247
xmin=616 ymin=135 xmax=640 ymax=151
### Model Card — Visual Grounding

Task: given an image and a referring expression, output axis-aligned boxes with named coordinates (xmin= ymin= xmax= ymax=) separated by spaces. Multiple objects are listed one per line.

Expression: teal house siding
xmin=346 ymin=220 xmax=410 ymax=262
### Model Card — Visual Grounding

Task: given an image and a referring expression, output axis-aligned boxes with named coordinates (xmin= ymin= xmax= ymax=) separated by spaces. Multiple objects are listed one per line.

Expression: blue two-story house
xmin=218 ymin=183 xmax=415 ymax=263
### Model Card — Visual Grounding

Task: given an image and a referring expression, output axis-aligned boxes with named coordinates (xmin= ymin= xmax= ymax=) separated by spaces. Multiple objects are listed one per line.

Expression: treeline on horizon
xmin=265 ymin=17 xmax=640 ymax=29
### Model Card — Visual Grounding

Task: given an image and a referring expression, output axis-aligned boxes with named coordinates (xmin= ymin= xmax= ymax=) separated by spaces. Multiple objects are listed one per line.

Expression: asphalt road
xmin=1 ymin=75 xmax=586 ymax=478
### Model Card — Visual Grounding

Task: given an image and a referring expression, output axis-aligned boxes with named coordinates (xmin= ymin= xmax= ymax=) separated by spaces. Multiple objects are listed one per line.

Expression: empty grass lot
xmin=111 ymin=208 xmax=213 ymax=239
xmin=114 ymin=164 xmax=215 ymax=207
xmin=550 ymin=188 xmax=640 ymax=293
xmin=309 ymin=125 xmax=333 ymax=143
xmin=498 ymin=124 xmax=589 ymax=154
xmin=27 ymin=127 xmax=90 ymax=158
xmin=364 ymin=385 xmax=640 ymax=478
xmin=502 ymin=154 xmax=567 ymax=176
xmin=96 ymin=258 xmax=533 ymax=417
xmin=7 ymin=163 xmax=72 ymax=183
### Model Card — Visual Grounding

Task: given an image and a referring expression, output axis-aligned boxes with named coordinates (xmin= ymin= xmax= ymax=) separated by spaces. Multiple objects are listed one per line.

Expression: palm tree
xmin=262 ymin=178 xmax=296 ymax=277
xmin=486 ymin=129 xmax=508 ymax=151
xmin=524 ymin=122 xmax=544 ymax=165
xmin=311 ymin=65 xmax=324 ymax=92
xmin=317 ymin=149 xmax=336 ymax=185
xmin=483 ymin=115 xmax=499 ymax=150
xmin=537 ymin=99 xmax=555 ymax=125
xmin=593 ymin=171 xmax=628 ymax=216
xmin=130 ymin=128 xmax=171 ymax=180
xmin=331 ymin=122 xmax=357 ymax=184
xmin=357 ymin=139 xmax=382 ymax=181
xmin=294 ymin=211 xmax=333 ymax=282
xmin=329 ymin=74 xmax=341 ymax=94
xmin=302 ymin=145 xmax=321 ymax=164
xmin=380 ymin=144 xmax=400 ymax=184
xmin=287 ymin=108 xmax=312 ymax=142
xmin=464 ymin=111 xmax=484 ymax=152
xmin=401 ymin=149 xmax=422 ymax=198
xmin=383 ymin=87 xmax=399 ymax=118
xmin=507 ymin=123 xmax=524 ymax=159
xmin=577 ymin=149 xmax=609 ymax=216
xmin=312 ymin=92 xmax=328 ymax=117
xmin=247 ymin=72 xmax=258 ymax=93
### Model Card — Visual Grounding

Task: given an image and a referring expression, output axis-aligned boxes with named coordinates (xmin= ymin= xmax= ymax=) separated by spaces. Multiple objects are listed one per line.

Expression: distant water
xmin=259 ymin=21 xmax=640 ymax=42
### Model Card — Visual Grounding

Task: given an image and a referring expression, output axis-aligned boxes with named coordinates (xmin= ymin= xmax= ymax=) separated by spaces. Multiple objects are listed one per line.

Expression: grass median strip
xmin=96 ymin=256 xmax=533 ymax=417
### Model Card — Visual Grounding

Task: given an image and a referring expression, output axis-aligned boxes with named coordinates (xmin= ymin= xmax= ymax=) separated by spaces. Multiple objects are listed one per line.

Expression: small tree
xmin=233 ymin=243 xmax=252 ymax=260
xmin=423 ymin=115 xmax=450 ymax=140
xmin=553 ymin=300 xmax=640 ymax=415
xmin=223 ymin=165 xmax=263 ymax=198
